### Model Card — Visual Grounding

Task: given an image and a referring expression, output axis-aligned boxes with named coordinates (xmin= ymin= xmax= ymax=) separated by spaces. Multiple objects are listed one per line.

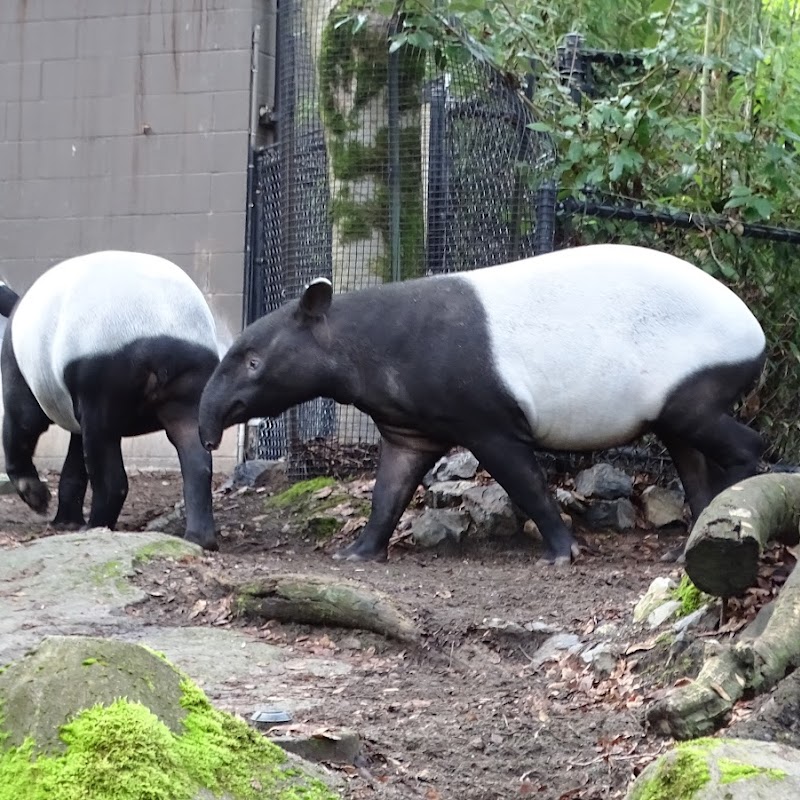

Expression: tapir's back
xmin=10 ymin=251 xmax=218 ymax=431
xmin=457 ymin=243 xmax=765 ymax=449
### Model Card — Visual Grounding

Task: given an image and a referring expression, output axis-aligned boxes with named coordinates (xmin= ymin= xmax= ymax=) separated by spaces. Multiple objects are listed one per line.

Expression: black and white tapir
xmin=198 ymin=243 xmax=767 ymax=565
xmin=0 ymin=251 xmax=222 ymax=550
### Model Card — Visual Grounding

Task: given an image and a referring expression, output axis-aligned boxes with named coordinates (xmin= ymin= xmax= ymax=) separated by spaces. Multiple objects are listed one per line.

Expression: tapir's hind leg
xmin=654 ymin=359 xmax=765 ymax=523
xmin=157 ymin=401 xmax=218 ymax=552
xmin=52 ymin=433 xmax=88 ymax=530
xmin=333 ymin=436 xmax=446 ymax=562
xmin=80 ymin=420 xmax=128 ymax=530
xmin=469 ymin=433 xmax=580 ymax=566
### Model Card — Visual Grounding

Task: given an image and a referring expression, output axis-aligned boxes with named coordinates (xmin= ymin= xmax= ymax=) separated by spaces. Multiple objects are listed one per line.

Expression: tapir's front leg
xmin=333 ymin=435 xmax=447 ymax=562
xmin=52 ymin=433 xmax=88 ymax=530
xmin=469 ymin=432 xmax=580 ymax=566
xmin=158 ymin=401 xmax=218 ymax=552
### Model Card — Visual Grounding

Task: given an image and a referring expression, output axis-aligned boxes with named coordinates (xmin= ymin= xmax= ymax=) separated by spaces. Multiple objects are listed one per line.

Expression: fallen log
xmin=233 ymin=573 xmax=422 ymax=646
xmin=647 ymin=560 xmax=800 ymax=740
xmin=684 ymin=473 xmax=800 ymax=597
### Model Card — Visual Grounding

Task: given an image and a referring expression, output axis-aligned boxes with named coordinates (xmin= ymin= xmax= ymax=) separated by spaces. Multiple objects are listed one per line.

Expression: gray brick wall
xmin=0 ymin=0 xmax=273 ymax=470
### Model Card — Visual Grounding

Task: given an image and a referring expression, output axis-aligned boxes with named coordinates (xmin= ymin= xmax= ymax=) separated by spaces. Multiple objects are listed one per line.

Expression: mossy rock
xmin=626 ymin=737 xmax=800 ymax=799
xmin=0 ymin=635 xmax=341 ymax=800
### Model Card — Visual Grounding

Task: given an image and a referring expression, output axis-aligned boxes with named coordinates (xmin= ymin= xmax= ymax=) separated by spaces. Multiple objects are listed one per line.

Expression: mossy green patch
xmin=630 ymin=738 xmax=720 ymax=800
xmin=305 ymin=516 xmax=341 ymax=540
xmin=267 ymin=477 xmax=336 ymax=510
xmin=672 ymin=574 xmax=707 ymax=617
xmin=88 ymin=559 xmax=125 ymax=588
xmin=133 ymin=537 xmax=199 ymax=567
xmin=718 ymin=757 xmax=787 ymax=784
xmin=0 ymin=637 xmax=339 ymax=800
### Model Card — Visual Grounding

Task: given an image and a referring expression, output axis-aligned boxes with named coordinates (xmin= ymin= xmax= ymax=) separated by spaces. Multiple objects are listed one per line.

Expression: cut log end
xmin=685 ymin=536 xmax=760 ymax=597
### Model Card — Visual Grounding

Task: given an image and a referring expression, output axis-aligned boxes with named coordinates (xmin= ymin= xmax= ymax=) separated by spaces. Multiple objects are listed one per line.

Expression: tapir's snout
xmin=198 ymin=374 xmax=249 ymax=452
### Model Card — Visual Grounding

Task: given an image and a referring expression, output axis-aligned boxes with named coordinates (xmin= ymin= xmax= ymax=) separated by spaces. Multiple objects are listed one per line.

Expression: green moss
xmin=267 ymin=477 xmax=336 ymax=510
xmin=672 ymin=574 xmax=707 ymax=617
xmin=305 ymin=516 xmax=341 ymax=540
xmin=133 ymin=539 xmax=198 ymax=567
xmin=718 ymin=757 xmax=787 ymax=784
xmin=80 ymin=659 xmax=106 ymax=668
xmin=630 ymin=739 xmax=720 ymax=800
xmin=0 ymin=672 xmax=338 ymax=800
xmin=88 ymin=560 xmax=124 ymax=587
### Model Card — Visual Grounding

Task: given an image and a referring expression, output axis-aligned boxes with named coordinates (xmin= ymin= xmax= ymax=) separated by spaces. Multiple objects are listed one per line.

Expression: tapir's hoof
xmin=184 ymin=531 xmax=219 ymax=552
xmin=16 ymin=477 xmax=50 ymax=515
xmin=331 ymin=543 xmax=388 ymax=563
xmin=51 ymin=519 xmax=85 ymax=532
xmin=537 ymin=541 xmax=581 ymax=568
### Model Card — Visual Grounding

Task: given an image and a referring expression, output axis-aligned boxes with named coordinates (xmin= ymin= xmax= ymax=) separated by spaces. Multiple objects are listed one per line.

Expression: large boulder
xmin=626 ymin=737 xmax=800 ymax=799
xmin=0 ymin=635 xmax=341 ymax=800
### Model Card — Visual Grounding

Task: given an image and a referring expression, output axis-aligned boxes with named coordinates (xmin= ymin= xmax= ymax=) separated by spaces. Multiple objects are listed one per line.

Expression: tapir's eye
xmin=246 ymin=356 xmax=261 ymax=373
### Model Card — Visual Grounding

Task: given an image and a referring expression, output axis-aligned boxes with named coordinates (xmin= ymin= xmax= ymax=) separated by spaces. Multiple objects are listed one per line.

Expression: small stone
xmin=463 ymin=483 xmax=523 ymax=538
xmin=220 ymin=459 xmax=287 ymax=491
xmin=555 ymin=487 xmax=586 ymax=513
xmin=594 ymin=622 xmax=618 ymax=637
xmin=580 ymin=642 xmax=619 ymax=678
xmin=584 ymin=498 xmax=636 ymax=531
xmin=339 ymin=636 xmax=363 ymax=651
xmin=468 ymin=736 xmax=485 ymax=751
xmin=524 ymin=621 xmax=562 ymax=635
xmin=531 ymin=633 xmax=583 ymax=666
xmin=410 ymin=508 xmax=471 ymax=548
xmin=428 ymin=450 xmax=480 ymax=483
xmin=672 ymin=604 xmax=715 ymax=634
xmin=575 ymin=463 xmax=634 ymax=500
xmin=489 ymin=733 xmax=504 ymax=746
xmin=640 ymin=485 xmax=686 ymax=528
xmin=647 ymin=599 xmax=682 ymax=629
xmin=633 ymin=576 xmax=678 ymax=623
xmin=271 ymin=726 xmax=362 ymax=764
xmin=425 ymin=480 xmax=476 ymax=509
xmin=480 ymin=617 xmax=527 ymax=635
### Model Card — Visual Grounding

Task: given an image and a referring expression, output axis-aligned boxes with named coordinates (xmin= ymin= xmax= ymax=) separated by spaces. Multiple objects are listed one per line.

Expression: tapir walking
xmin=1 ymin=251 xmax=221 ymax=550
xmin=198 ymin=243 xmax=766 ymax=565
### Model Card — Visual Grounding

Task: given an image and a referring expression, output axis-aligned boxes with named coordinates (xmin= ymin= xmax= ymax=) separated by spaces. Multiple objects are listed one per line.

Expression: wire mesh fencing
xmin=244 ymin=0 xmax=557 ymax=478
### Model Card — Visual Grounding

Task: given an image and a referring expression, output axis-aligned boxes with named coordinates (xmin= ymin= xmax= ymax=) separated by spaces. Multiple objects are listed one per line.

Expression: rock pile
xmin=409 ymin=450 xmax=688 ymax=550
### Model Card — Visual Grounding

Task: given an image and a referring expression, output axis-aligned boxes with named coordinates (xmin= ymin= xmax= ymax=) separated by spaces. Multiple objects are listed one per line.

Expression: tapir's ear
xmin=297 ymin=278 xmax=333 ymax=321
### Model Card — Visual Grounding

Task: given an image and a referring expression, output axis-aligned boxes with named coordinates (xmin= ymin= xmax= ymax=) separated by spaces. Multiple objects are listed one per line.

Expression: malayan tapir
xmin=198 ymin=243 xmax=767 ymax=566
xmin=0 ymin=251 xmax=222 ymax=550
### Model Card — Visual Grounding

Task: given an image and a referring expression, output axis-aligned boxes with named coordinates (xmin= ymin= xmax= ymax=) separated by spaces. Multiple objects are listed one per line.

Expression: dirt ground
xmin=0 ymin=468 xmax=789 ymax=800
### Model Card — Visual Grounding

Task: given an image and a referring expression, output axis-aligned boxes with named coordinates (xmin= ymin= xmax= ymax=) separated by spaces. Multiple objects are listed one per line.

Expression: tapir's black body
xmin=199 ymin=244 xmax=767 ymax=566
xmin=1 ymin=252 xmax=221 ymax=550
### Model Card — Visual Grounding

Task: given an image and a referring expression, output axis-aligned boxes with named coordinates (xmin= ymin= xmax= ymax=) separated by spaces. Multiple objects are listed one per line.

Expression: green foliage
xmin=672 ymin=574 xmax=706 ymax=617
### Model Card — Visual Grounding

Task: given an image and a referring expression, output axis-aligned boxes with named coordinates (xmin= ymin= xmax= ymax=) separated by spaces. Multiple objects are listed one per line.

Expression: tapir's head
xmin=198 ymin=278 xmax=337 ymax=451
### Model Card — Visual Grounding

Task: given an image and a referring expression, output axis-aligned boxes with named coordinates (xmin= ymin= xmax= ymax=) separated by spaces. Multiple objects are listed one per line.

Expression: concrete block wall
xmin=0 ymin=0 xmax=272 ymax=473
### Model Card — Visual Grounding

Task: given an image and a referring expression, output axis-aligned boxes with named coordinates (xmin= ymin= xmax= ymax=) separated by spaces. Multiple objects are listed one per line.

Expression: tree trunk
xmin=684 ymin=473 xmax=800 ymax=597
xmin=234 ymin=573 xmax=421 ymax=646
xmin=647 ymin=559 xmax=800 ymax=740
